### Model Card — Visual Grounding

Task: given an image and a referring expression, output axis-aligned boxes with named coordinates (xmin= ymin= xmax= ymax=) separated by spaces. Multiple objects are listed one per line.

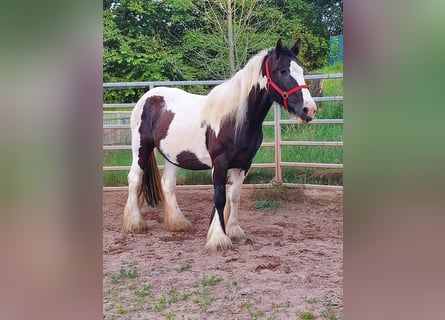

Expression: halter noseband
xmin=265 ymin=56 xmax=309 ymax=111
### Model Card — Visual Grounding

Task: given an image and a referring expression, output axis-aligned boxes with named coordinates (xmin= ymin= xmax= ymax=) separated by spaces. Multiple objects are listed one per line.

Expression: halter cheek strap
xmin=265 ymin=56 xmax=309 ymax=111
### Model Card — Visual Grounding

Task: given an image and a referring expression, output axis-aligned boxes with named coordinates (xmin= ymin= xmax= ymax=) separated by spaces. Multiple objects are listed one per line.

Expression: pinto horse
xmin=123 ymin=39 xmax=317 ymax=251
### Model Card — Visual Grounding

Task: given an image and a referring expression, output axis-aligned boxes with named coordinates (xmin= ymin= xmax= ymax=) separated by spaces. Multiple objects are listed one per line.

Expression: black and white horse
xmin=123 ymin=39 xmax=317 ymax=251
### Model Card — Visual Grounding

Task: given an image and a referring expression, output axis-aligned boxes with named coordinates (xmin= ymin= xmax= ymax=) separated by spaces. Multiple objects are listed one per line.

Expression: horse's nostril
xmin=303 ymin=107 xmax=309 ymax=113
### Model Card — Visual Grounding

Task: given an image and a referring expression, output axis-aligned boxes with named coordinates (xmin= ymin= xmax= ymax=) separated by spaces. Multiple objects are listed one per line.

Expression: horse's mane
xmin=202 ymin=49 xmax=269 ymax=135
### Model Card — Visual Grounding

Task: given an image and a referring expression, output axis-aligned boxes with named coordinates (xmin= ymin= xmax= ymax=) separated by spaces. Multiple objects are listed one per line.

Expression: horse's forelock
xmin=268 ymin=46 xmax=300 ymax=70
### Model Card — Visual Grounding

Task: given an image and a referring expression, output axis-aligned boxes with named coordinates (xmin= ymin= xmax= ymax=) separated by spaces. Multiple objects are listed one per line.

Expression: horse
xmin=122 ymin=38 xmax=317 ymax=251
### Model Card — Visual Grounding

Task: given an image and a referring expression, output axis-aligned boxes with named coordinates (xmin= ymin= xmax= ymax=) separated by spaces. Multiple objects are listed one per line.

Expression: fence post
xmin=273 ymin=103 xmax=282 ymax=184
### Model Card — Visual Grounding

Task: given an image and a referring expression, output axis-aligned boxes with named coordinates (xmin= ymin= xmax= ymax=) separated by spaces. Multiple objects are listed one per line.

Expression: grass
xmin=298 ymin=311 xmax=316 ymax=320
xmin=296 ymin=295 xmax=343 ymax=320
xmin=106 ymin=261 xmax=139 ymax=284
xmin=134 ymin=285 xmax=153 ymax=298
xmin=104 ymin=264 xmax=224 ymax=318
xmin=178 ymin=263 xmax=192 ymax=272
xmin=103 ymin=63 xmax=343 ymax=187
xmin=320 ymin=294 xmax=343 ymax=320
xmin=197 ymin=275 xmax=222 ymax=287
xmin=251 ymin=184 xmax=309 ymax=209
xmin=104 ymin=261 xmax=342 ymax=320
xmin=254 ymin=199 xmax=281 ymax=209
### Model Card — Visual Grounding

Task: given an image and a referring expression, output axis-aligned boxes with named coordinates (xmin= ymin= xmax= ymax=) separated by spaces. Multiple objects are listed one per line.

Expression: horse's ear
xmin=276 ymin=39 xmax=283 ymax=54
xmin=291 ymin=38 xmax=303 ymax=55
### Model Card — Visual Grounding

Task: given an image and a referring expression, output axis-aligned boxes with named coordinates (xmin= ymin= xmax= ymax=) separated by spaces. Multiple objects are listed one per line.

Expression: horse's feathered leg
xmin=124 ymin=99 xmax=164 ymax=232
xmin=162 ymin=161 xmax=192 ymax=232
xmin=205 ymin=163 xmax=232 ymax=251
xmin=224 ymin=169 xmax=246 ymax=242
xmin=123 ymin=128 xmax=149 ymax=233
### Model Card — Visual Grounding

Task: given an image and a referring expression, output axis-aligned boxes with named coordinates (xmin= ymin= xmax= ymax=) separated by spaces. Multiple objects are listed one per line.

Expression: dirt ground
xmin=103 ymin=187 xmax=343 ymax=319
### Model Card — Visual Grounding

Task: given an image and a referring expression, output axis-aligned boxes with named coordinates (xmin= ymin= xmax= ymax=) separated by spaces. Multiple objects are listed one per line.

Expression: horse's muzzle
xmin=297 ymin=103 xmax=317 ymax=123
xmin=297 ymin=116 xmax=312 ymax=124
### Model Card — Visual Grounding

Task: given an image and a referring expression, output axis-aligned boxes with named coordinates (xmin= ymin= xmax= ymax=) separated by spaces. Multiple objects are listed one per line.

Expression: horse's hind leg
xmin=162 ymin=161 xmax=192 ymax=232
xmin=224 ymin=169 xmax=246 ymax=242
xmin=123 ymin=133 xmax=148 ymax=233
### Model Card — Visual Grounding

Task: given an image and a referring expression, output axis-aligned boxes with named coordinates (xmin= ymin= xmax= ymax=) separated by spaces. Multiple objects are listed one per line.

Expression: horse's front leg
xmin=205 ymin=165 xmax=232 ymax=252
xmin=224 ymin=169 xmax=246 ymax=242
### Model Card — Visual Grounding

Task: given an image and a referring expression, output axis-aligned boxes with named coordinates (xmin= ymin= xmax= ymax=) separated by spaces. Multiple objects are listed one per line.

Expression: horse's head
xmin=265 ymin=39 xmax=317 ymax=123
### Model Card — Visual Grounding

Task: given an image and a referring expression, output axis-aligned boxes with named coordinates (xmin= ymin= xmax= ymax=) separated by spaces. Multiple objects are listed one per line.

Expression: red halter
xmin=265 ymin=56 xmax=309 ymax=111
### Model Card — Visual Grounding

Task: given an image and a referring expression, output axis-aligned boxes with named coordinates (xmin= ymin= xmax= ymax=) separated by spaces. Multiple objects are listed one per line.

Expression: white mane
xmin=202 ymin=49 xmax=269 ymax=135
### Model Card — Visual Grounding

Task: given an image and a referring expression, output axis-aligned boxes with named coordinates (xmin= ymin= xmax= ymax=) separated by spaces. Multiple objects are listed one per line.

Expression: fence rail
xmin=102 ymin=96 xmax=343 ymax=109
xmin=103 ymin=74 xmax=343 ymax=90
xmin=103 ymin=118 xmax=344 ymax=130
xmin=103 ymin=74 xmax=343 ymax=191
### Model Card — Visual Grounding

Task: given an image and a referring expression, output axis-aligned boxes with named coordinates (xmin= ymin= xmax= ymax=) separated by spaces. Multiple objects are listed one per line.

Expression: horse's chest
xmin=230 ymin=136 xmax=263 ymax=168
xmin=208 ymin=125 xmax=263 ymax=169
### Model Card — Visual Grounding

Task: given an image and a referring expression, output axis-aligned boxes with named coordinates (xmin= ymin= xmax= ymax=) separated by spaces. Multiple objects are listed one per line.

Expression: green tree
xmin=103 ymin=0 xmax=200 ymax=101
xmin=179 ymin=0 xmax=285 ymax=79
xmin=103 ymin=0 xmax=343 ymax=101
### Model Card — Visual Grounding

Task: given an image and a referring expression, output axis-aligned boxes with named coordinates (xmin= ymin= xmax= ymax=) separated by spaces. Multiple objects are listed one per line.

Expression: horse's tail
xmin=138 ymin=152 xmax=163 ymax=208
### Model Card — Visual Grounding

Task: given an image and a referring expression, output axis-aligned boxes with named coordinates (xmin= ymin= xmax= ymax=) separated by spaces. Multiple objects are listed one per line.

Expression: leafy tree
xmin=103 ymin=0 xmax=343 ymax=102
xmin=103 ymin=0 xmax=200 ymax=101
xmin=179 ymin=0 xmax=283 ymax=79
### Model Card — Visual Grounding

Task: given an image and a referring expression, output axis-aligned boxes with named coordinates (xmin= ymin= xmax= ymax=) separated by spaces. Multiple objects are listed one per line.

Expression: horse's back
xmin=131 ymin=87 xmax=205 ymax=126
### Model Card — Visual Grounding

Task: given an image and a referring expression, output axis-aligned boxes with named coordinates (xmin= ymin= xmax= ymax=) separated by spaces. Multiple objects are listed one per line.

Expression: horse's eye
xmin=280 ymin=69 xmax=288 ymax=75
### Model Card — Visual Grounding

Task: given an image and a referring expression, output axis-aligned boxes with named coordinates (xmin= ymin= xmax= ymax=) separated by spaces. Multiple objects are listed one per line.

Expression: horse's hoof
xmin=123 ymin=219 xmax=148 ymax=233
xmin=164 ymin=215 xmax=192 ymax=232
xmin=204 ymin=234 xmax=232 ymax=252
xmin=227 ymin=225 xmax=246 ymax=243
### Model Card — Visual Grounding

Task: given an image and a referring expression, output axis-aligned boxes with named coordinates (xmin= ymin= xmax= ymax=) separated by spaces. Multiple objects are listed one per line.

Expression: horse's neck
xmin=245 ymin=85 xmax=274 ymax=132
xmin=202 ymin=52 xmax=269 ymax=134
